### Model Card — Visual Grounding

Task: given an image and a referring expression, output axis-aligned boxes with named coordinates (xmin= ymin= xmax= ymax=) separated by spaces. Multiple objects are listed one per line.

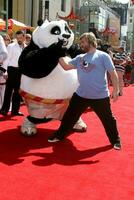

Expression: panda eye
xmin=51 ymin=26 xmax=61 ymax=35
xmin=65 ymin=25 xmax=71 ymax=34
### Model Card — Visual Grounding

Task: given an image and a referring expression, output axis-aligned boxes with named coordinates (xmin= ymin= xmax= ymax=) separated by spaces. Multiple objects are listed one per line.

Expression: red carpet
xmin=0 ymin=86 xmax=134 ymax=200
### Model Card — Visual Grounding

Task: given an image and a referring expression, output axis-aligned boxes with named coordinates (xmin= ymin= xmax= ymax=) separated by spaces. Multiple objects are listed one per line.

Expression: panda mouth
xmin=63 ymin=40 xmax=68 ymax=46
xmin=58 ymin=39 xmax=68 ymax=47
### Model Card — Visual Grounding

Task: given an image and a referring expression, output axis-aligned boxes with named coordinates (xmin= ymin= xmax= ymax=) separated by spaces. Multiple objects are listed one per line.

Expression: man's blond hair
xmin=79 ymin=32 xmax=97 ymax=48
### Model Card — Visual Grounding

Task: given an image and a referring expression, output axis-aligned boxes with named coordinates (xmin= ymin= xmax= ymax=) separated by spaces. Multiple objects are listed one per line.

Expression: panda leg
xmin=27 ymin=116 xmax=53 ymax=124
xmin=21 ymin=116 xmax=37 ymax=136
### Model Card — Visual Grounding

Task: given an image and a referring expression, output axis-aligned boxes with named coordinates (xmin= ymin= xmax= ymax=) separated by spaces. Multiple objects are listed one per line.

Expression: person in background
xmin=0 ymin=35 xmax=8 ymax=64
xmin=123 ymin=53 xmax=132 ymax=86
xmin=0 ymin=35 xmax=8 ymax=109
xmin=0 ymin=31 xmax=26 ymax=116
xmin=25 ymin=33 xmax=31 ymax=45
xmin=113 ymin=47 xmax=127 ymax=96
xmin=48 ymin=32 xmax=121 ymax=150
xmin=2 ymin=34 xmax=11 ymax=47
xmin=130 ymin=52 xmax=134 ymax=85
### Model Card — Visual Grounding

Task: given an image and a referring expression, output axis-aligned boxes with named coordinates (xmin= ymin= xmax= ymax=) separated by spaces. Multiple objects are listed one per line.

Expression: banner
xmin=0 ymin=18 xmax=34 ymax=32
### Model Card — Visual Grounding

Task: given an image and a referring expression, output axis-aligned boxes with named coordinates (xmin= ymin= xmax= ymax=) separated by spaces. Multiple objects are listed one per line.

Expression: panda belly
xmin=20 ymin=63 xmax=79 ymax=99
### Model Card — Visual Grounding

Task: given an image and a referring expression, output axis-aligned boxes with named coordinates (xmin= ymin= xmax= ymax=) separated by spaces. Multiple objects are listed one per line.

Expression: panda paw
xmin=72 ymin=118 xmax=87 ymax=133
xmin=21 ymin=117 xmax=37 ymax=136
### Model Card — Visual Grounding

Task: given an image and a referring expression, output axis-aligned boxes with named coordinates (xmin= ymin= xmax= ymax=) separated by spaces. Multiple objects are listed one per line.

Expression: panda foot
xmin=21 ymin=118 xmax=37 ymax=136
xmin=72 ymin=118 xmax=87 ymax=133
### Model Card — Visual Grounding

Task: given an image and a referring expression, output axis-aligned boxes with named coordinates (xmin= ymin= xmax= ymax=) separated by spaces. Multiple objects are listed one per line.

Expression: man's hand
xmin=48 ymin=40 xmax=64 ymax=50
xmin=109 ymin=69 xmax=119 ymax=102
xmin=111 ymin=90 xmax=119 ymax=102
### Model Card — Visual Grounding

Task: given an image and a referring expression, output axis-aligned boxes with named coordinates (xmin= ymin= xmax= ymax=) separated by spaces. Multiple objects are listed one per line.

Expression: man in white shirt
xmin=0 ymin=31 xmax=26 ymax=116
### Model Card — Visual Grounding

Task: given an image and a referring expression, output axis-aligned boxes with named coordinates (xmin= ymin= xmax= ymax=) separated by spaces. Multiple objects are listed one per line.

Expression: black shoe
xmin=11 ymin=112 xmax=24 ymax=116
xmin=119 ymin=92 xmax=123 ymax=96
xmin=0 ymin=110 xmax=7 ymax=116
xmin=113 ymin=141 xmax=122 ymax=150
xmin=48 ymin=134 xmax=63 ymax=143
xmin=72 ymin=127 xmax=87 ymax=133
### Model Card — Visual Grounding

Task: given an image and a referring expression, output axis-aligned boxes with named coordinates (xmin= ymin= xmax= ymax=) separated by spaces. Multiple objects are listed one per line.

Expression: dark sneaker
xmin=0 ymin=110 xmax=7 ymax=116
xmin=72 ymin=127 xmax=87 ymax=133
xmin=48 ymin=135 xmax=62 ymax=143
xmin=119 ymin=93 xmax=123 ymax=96
xmin=113 ymin=141 xmax=122 ymax=150
xmin=11 ymin=112 xmax=24 ymax=116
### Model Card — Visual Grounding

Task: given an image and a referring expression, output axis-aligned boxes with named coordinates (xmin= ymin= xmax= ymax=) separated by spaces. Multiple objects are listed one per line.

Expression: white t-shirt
xmin=3 ymin=41 xmax=26 ymax=69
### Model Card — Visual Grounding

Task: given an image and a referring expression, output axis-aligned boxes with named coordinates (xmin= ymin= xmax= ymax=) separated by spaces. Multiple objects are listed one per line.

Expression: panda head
xmin=32 ymin=20 xmax=74 ymax=49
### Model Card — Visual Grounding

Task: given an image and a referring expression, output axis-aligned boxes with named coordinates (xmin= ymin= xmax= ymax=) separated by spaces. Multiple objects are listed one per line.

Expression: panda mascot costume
xmin=19 ymin=19 xmax=87 ymax=136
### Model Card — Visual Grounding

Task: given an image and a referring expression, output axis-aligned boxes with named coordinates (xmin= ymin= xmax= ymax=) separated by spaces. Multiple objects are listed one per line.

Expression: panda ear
xmin=37 ymin=19 xmax=43 ymax=26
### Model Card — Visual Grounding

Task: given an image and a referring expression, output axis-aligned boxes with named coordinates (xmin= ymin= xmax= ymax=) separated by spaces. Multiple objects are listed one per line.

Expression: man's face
xmin=79 ymin=37 xmax=90 ymax=52
xmin=16 ymin=34 xmax=25 ymax=45
xmin=4 ymin=38 xmax=10 ymax=46
xmin=25 ymin=35 xmax=31 ymax=45
xmin=118 ymin=47 xmax=124 ymax=53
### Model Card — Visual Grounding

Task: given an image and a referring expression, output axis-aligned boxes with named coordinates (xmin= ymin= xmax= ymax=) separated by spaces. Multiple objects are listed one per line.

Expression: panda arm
xmin=19 ymin=41 xmax=66 ymax=78
xmin=19 ymin=46 xmax=59 ymax=78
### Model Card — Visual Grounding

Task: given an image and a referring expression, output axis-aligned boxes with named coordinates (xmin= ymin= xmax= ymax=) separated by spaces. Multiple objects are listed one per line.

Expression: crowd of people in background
xmin=97 ymin=39 xmax=134 ymax=94
xmin=0 ymin=31 xmax=27 ymax=116
xmin=0 ymin=30 xmax=134 ymax=117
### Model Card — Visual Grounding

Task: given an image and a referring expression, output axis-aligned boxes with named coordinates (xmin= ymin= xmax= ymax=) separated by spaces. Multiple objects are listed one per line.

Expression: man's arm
xmin=59 ymin=57 xmax=75 ymax=71
xmin=108 ymin=69 xmax=119 ymax=102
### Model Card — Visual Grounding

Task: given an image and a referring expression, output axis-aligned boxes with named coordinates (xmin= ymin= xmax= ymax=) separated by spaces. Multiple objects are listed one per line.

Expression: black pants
xmin=55 ymin=93 xmax=120 ymax=145
xmin=1 ymin=66 xmax=21 ymax=113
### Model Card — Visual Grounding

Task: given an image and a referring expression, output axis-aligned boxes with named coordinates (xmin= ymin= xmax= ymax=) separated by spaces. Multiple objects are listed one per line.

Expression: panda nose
xmin=62 ymin=34 xmax=70 ymax=39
